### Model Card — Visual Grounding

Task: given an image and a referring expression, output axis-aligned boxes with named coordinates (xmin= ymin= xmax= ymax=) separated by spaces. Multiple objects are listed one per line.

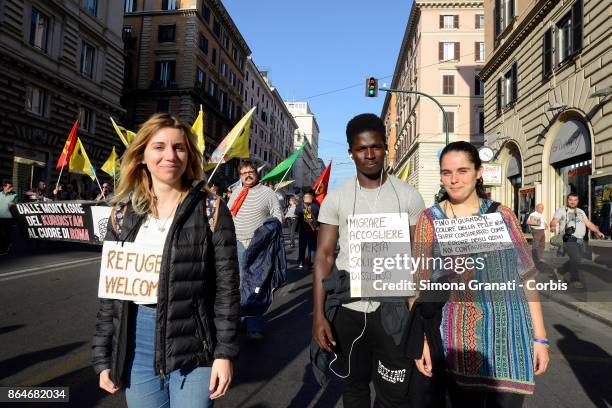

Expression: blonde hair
xmin=112 ymin=113 xmax=203 ymax=215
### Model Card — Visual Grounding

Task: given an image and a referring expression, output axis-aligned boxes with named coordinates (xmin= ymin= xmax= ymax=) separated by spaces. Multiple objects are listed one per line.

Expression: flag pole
xmin=91 ymin=167 xmax=105 ymax=200
xmin=55 ymin=161 xmax=66 ymax=192
xmin=275 ymin=167 xmax=292 ymax=192
xmin=199 ymin=105 xmax=206 ymax=175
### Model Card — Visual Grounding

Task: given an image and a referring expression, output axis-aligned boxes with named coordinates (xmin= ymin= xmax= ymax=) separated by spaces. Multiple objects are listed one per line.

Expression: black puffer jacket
xmin=92 ymin=181 xmax=239 ymax=384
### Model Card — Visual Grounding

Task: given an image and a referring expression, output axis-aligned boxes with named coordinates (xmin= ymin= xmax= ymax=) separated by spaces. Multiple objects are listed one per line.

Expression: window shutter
xmin=454 ymin=15 xmax=459 ymax=28
xmin=475 ymin=14 xmax=479 ymax=29
xmin=455 ymin=42 xmax=460 ymax=61
xmin=448 ymin=112 xmax=455 ymax=133
xmin=543 ymin=28 xmax=552 ymax=78
xmin=496 ymin=78 xmax=502 ymax=114
xmin=511 ymin=63 xmax=518 ymax=103
xmin=475 ymin=42 xmax=479 ymax=60
xmin=168 ymin=61 xmax=176 ymax=81
xmin=494 ymin=0 xmax=501 ymax=37
xmin=509 ymin=0 xmax=515 ymax=20
xmin=475 ymin=76 xmax=480 ymax=95
xmin=155 ymin=61 xmax=161 ymax=81
xmin=449 ymin=76 xmax=455 ymax=94
xmin=439 ymin=15 xmax=444 ymax=28
xmin=439 ymin=42 xmax=444 ymax=61
xmin=572 ymin=0 xmax=583 ymax=53
xmin=162 ymin=0 xmax=168 ymax=10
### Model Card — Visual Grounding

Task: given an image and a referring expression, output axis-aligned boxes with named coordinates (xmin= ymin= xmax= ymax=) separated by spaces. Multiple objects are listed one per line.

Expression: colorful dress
xmin=414 ymin=199 xmax=537 ymax=394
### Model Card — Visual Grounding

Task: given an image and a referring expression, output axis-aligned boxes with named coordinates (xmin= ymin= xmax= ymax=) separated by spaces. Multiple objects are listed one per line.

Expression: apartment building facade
xmin=0 ymin=0 xmax=125 ymax=194
xmin=383 ymin=0 xmax=485 ymax=205
xmin=285 ymin=102 xmax=320 ymax=190
xmin=122 ymin=0 xmax=250 ymax=185
xmin=243 ymin=58 xmax=297 ymax=173
xmin=480 ymin=0 xmax=611 ymax=237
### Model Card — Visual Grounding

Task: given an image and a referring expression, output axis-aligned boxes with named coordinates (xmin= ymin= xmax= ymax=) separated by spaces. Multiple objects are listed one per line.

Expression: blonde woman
xmin=92 ymin=113 xmax=239 ymax=407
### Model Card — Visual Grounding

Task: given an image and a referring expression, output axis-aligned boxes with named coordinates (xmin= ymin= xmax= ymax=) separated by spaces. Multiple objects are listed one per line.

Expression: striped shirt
xmin=228 ymin=183 xmax=282 ymax=244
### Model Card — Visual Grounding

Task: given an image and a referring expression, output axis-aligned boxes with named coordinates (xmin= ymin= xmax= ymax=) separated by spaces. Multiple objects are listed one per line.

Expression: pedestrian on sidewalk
xmin=227 ymin=160 xmax=283 ymax=341
xmin=285 ymin=196 xmax=298 ymax=248
xmin=527 ymin=203 xmax=547 ymax=262
xmin=311 ymin=113 xmax=431 ymax=407
xmin=550 ymin=194 xmax=604 ymax=289
xmin=413 ymin=141 xmax=549 ymax=407
xmin=92 ymin=113 xmax=239 ymax=407
xmin=296 ymin=192 xmax=319 ymax=269
xmin=0 ymin=180 xmax=18 ymax=255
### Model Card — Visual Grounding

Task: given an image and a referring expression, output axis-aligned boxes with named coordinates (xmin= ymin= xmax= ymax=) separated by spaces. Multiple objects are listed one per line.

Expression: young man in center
xmin=312 ymin=113 xmax=433 ymax=407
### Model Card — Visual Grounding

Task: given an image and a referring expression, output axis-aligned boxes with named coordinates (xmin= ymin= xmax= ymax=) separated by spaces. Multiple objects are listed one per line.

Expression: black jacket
xmin=92 ymin=181 xmax=240 ymax=384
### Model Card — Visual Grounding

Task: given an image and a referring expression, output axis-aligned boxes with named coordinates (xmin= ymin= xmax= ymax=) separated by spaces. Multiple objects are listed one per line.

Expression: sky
xmin=223 ymin=0 xmax=413 ymax=188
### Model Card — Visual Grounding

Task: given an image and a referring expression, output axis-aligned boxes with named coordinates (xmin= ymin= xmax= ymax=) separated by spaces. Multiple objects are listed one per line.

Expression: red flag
xmin=56 ymin=119 xmax=79 ymax=170
xmin=312 ymin=161 xmax=332 ymax=206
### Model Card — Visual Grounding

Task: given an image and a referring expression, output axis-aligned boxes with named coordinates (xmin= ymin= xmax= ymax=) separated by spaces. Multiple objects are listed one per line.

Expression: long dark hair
xmin=438 ymin=141 xmax=488 ymax=201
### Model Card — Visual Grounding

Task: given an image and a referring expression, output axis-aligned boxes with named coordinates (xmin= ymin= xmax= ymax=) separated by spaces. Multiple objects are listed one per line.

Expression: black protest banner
xmin=10 ymin=201 xmax=112 ymax=245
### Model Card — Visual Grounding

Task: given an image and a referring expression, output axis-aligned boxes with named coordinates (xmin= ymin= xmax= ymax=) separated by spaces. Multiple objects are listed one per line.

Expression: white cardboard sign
xmin=98 ymin=241 xmax=163 ymax=303
xmin=347 ymin=212 xmax=413 ymax=298
xmin=433 ymin=212 xmax=513 ymax=256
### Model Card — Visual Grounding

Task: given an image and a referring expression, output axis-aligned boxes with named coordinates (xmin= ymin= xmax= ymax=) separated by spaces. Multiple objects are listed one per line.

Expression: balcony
xmin=149 ymin=80 xmax=179 ymax=90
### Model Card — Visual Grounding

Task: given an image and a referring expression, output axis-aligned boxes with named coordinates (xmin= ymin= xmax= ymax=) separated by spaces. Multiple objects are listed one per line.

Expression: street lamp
xmin=379 ymin=87 xmax=450 ymax=146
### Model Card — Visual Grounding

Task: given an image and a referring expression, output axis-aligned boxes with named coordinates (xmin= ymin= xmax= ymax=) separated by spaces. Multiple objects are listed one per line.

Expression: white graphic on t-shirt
xmin=377 ymin=360 xmax=406 ymax=384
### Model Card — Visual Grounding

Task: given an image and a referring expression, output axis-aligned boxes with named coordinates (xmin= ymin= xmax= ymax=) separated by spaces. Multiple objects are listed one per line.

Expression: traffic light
xmin=365 ymin=77 xmax=378 ymax=97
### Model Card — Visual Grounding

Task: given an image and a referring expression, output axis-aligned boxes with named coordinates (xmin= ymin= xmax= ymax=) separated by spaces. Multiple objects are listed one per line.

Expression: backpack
xmin=110 ymin=193 xmax=220 ymax=237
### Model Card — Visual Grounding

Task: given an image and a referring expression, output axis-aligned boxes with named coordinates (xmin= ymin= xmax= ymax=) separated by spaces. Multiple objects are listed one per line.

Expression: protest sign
xmin=433 ymin=212 xmax=513 ymax=256
xmin=10 ymin=201 xmax=111 ymax=244
xmin=98 ymin=241 xmax=163 ymax=303
xmin=482 ymin=163 xmax=502 ymax=186
xmin=347 ymin=213 xmax=414 ymax=298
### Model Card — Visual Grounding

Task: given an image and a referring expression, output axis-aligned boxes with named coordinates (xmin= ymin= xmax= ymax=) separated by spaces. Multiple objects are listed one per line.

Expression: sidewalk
xmin=535 ymin=243 xmax=612 ymax=328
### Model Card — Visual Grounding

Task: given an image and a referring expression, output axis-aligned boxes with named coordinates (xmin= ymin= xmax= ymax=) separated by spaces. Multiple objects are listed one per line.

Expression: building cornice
xmin=382 ymin=2 xmax=418 ymax=117
xmin=207 ymin=0 xmax=252 ymax=55
xmin=480 ymin=0 xmax=555 ymax=80
xmin=417 ymin=1 xmax=483 ymax=9
xmin=125 ymin=4 xmax=251 ymax=55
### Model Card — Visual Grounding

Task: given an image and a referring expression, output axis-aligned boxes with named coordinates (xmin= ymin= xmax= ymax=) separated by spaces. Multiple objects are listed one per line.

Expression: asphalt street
xmin=0 ymin=245 xmax=611 ymax=407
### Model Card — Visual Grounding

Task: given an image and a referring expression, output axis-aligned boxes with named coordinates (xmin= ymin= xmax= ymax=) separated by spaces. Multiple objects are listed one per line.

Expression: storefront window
xmin=559 ymin=160 xmax=591 ymax=213
xmin=519 ymin=187 xmax=535 ymax=233
xmin=591 ymin=174 xmax=612 ymax=238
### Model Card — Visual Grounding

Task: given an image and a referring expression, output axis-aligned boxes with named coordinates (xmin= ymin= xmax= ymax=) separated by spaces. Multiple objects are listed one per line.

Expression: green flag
xmin=261 ymin=141 xmax=308 ymax=183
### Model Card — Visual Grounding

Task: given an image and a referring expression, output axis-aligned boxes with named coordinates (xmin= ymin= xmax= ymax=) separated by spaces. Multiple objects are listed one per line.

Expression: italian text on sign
xmin=98 ymin=241 xmax=163 ymax=303
xmin=433 ymin=212 xmax=513 ymax=256
xmin=347 ymin=213 xmax=413 ymax=298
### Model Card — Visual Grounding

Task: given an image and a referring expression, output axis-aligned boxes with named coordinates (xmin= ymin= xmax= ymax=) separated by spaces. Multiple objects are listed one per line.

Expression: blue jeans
xmin=237 ymin=240 xmax=264 ymax=333
xmin=125 ymin=305 xmax=213 ymax=408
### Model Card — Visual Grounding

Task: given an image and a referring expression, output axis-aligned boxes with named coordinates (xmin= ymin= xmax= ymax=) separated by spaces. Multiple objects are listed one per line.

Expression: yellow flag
xmin=69 ymin=138 xmax=96 ymax=180
xmin=101 ymin=146 xmax=120 ymax=177
xmin=110 ymin=117 xmax=136 ymax=147
xmin=398 ymin=161 xmax=410 ymax=181
xmin=207 ymin=107 xmax=255 ymax=170
xmin=192 ymin=108 xmax=205 ymax=153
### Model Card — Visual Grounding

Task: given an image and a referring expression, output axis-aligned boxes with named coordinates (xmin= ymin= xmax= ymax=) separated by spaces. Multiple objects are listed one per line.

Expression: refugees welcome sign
xmin=98 ymin=241 xmax=163 ymax=303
